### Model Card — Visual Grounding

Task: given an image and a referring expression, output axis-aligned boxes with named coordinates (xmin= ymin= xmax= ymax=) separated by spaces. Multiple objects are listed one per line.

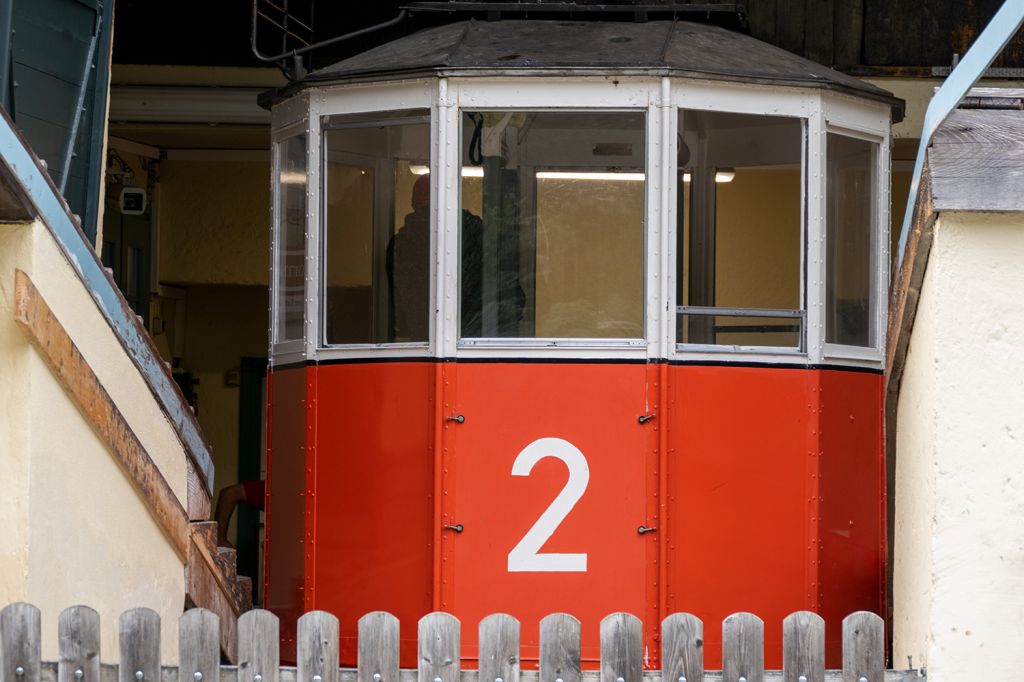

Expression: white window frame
xmin=820 ymin=119 xmax=889 ymax=366
xmin=266 ymin=77 xmax=893 ymax=369
xmin=305 ymin=80 xmax=437 ymax=363
xmin=269 ymin=119 xmax=309 ymax=368
xmin=668 ymin=81 xmax=813 ymax=364
xmin=447 ymin=78 xmax=660 ymax=361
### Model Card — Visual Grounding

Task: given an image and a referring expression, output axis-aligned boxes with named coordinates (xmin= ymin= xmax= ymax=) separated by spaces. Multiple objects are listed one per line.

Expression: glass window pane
xmin=322 ymin=111 xmax=431 ymax=344
xmin=460 ymin=111 xmax=646 ymax=340
xmin=275 ymin=133 xmax=307 ymax=343
xmin=826 ymin=134 xmax=876 ymax=347
xmin=676 ymin=110 xmax=804 ymax=348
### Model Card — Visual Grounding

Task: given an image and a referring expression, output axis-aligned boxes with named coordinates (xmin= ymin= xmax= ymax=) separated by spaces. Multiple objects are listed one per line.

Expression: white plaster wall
xmin=862 ymin=78 xmax=1023 ymax=139
xmin=894 ymin=211 xmax=1024 ymax=678
xmin=29 ymin=222 xmax=188 ymax=503
xmin=0 ymin=223 xmax=34 ymax=604
xmin=0 ymin=220 xmax=188 ymax=660
xmin=892 ymin=236 xmax=938 ymax=671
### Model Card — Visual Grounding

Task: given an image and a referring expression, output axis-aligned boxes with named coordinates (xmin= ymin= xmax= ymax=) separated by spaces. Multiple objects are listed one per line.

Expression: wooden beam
xmin=13 ymin=269 xmax=190 ymax=560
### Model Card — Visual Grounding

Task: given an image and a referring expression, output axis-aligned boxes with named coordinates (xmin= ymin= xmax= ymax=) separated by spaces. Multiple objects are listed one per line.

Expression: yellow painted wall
xmin=183 ymin=285 xmax=268 ymax=543
xmin=0 ymin=220 xmax=187 ymax=661
xmin=534 ymin=177 xmax=645 ymax=338
xmin=159 ymin=160 xmax=270 ymax=286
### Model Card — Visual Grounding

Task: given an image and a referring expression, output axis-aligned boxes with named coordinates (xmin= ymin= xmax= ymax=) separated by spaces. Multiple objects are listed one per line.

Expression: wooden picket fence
xmin=0 ymin=604 xmax=921 ymax=682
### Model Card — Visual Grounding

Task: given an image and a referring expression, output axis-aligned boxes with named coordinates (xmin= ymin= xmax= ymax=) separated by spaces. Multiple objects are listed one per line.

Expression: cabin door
xmin=441 ymin=361 xmax=659 ymax=666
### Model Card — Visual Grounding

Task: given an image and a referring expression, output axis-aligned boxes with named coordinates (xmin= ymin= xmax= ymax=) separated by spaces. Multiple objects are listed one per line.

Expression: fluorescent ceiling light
xmin=536 ymin=171 xmax=645 ymax=181
xmin=410 ymin=165 xmax=484 ymax=177
xmin=680 ymin=170 xmax=735 ymax=183
xmin=279 ymin=171 xmax=307 ymax=185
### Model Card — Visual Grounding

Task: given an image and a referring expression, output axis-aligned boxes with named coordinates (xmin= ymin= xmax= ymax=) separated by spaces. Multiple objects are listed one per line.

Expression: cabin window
xmin=676 ymin=110 xmax=804 ymax=350
xmin=274 ymin=132 xmax=307 ymax=343
xmin=321 ymin=110 xmax=431 ymax=345
xmin=826 ymin=133 xmax=877 ymax=348
xmin=458 ymin=111 xmax=646 ymax=341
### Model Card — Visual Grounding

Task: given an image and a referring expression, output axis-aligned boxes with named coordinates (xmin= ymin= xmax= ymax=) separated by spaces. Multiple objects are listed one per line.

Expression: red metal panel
xmin=311 ymin=362 xmax=436 ymax=666
xmin=817 ymin=369 xmax=885 ymax=666
xmin=665 ymin=365 xmax=818 ymax=669
xmin=265 ymin=366 xmax=310 ymax=663
xmin=444 ymin=362 xmax=659 ymax=668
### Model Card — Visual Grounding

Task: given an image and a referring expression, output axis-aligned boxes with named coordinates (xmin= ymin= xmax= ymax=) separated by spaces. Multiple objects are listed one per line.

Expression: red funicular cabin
xmin=263 ymin=5 xmax=902 ymax=670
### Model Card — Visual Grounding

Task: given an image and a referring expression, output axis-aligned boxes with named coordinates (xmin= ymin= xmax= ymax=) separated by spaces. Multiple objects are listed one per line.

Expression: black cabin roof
xmin=290 ymin=19 xmax=902 ymax=119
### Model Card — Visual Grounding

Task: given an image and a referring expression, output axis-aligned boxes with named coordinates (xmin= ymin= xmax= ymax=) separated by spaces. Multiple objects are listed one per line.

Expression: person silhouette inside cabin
xmin=388 ymin=173 xmax=523 ymax=341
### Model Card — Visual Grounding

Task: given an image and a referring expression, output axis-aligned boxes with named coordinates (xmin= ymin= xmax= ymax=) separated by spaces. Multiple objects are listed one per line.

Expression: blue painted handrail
xmin=897 ymin=0 xmax=1024 ymax=265
xmin=0 ymin=108 xmax=216 ymax=495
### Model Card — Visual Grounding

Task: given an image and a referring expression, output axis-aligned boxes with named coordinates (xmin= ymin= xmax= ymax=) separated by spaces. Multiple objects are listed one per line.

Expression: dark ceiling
xmin=112 ymin=0 xmax=1024 ymax=73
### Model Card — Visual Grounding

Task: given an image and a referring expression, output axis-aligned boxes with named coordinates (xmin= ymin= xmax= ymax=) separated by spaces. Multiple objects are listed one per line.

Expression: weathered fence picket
xmin=479 ymin=615 xmax=519 ymax=682
xmin=238 ymin=610 xmax=279 ymax=682
xmin=298 ymin=612 xmax=339 ymax=682
xmin=58 ymin=606 xmax=100 ymax=682
xmin=358 ymin=612 xmax=398 ymax=682
xmin=179 ymin=608 xmax=219 ymax=682
xmin=722 ymin=613 xmax=764 ymax=682
xmin=841 ymin=613 xmax=883 ymax=682
xmin=538 ymin=614 xmax=580 ymax=682
xmin=599 ymin=614 xmax=641 ymax=682
xmin=782 ymin=612 xmax=824 ymax=682
xmin=418 ymin=613 xmax=459 ymax=682
xmin=661 ymin=613 xmax=702 ymax=682
xmin=1 ymin=602 xmax=42 ymax=682
xmin=0 ymin=603 xmax=920 ymax=682
xmin=118 ymin=609 xmax=159 ymax=682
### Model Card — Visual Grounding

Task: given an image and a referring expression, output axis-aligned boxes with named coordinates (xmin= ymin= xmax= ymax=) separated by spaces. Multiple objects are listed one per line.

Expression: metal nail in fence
xmin=434 ymin=677 xmax=442 ymax=682
xmin=798 ymin=677 xmax=807 ymax=682
xmin=858 ymin=678 xmax=868 ymax=682
xmin=255 ymin=675 xmax=263 ymax=682
xmin=194 ymin=673 xmax=203 ymax=681
xmin=679 ymin=678 xmax=687 ymax=682
xmin=314 ymin=676 xmax=322 ymax=682
xmin=373 ymin=675 xmax=382 ymax=682
xmin=135 ymin=672 xmax=144 ymax=680
xmin=75 ymin=671 xmax=84 ymax=680
xmin=15 ymin=668 xmax=25 ymax=677
xmin=739 ymin=678 xmax=747 ymax=682
xmin=496 ymin=678 xmax=503 ymax=682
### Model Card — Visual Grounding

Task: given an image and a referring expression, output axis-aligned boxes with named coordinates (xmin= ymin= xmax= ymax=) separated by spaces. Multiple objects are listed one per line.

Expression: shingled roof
xmin=294 ymin=19 xmax=902 ymax=118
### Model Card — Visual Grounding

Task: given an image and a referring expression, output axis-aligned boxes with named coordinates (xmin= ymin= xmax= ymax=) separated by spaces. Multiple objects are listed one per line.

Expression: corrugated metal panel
xmin=1 ymin=0 xmax=113 ymax=244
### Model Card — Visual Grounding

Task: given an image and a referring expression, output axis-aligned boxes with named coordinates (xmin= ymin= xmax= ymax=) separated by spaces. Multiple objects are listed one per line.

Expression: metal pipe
xmin=251 ymin=2 xmax=407 ymax=68
xmin=59 ymin=6 xmax=101 ymax=194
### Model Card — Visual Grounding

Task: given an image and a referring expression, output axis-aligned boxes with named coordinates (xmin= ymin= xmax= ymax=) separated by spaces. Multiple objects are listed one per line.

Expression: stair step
xmin=217 ymin=547 xmax=238 ymax=582
xmin=236 ymin=576 xmax=254 ymax=612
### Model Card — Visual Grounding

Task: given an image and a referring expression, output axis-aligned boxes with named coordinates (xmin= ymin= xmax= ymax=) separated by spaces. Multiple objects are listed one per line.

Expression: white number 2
xmin=507 ymin=437 xmax=590 ymax=572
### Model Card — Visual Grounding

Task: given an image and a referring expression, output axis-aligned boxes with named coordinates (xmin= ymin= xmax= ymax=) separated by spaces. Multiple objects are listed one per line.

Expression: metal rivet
xmin=255 ymin=675 xmax=263 ymax=682
xmin=496 ymin=678 xmax=503 ymax=682
xmin=313 ymin=676 xmax=322 ymax=682
xmin=75 ymin=671 xmax=84 ymax=680
xmin=194 ymin=673 xmax=203 ymax=681
xmin=739 ymin=678 xmax=747 ymax=682
xmin=135 ymin=672 xmax=144 ymax=680
xmin=617 ymin=677 xmax=625 ymax=682
xmin=679 ymin=678 xmax=687 ymax=682
xmin=556 ymin=678 xmax=564 ymax=682
xmin=799 ymin=677 xmax=807 ymax=682
xmin=859 ymin=678 xmax=868 ymax=682
xmin=434 ymin=677 xmax=442 ymax=682
xmin=15 ymin=668 xmax=25 ymax=677
xmin=373 ymin=675 xmax=382 ymax=682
